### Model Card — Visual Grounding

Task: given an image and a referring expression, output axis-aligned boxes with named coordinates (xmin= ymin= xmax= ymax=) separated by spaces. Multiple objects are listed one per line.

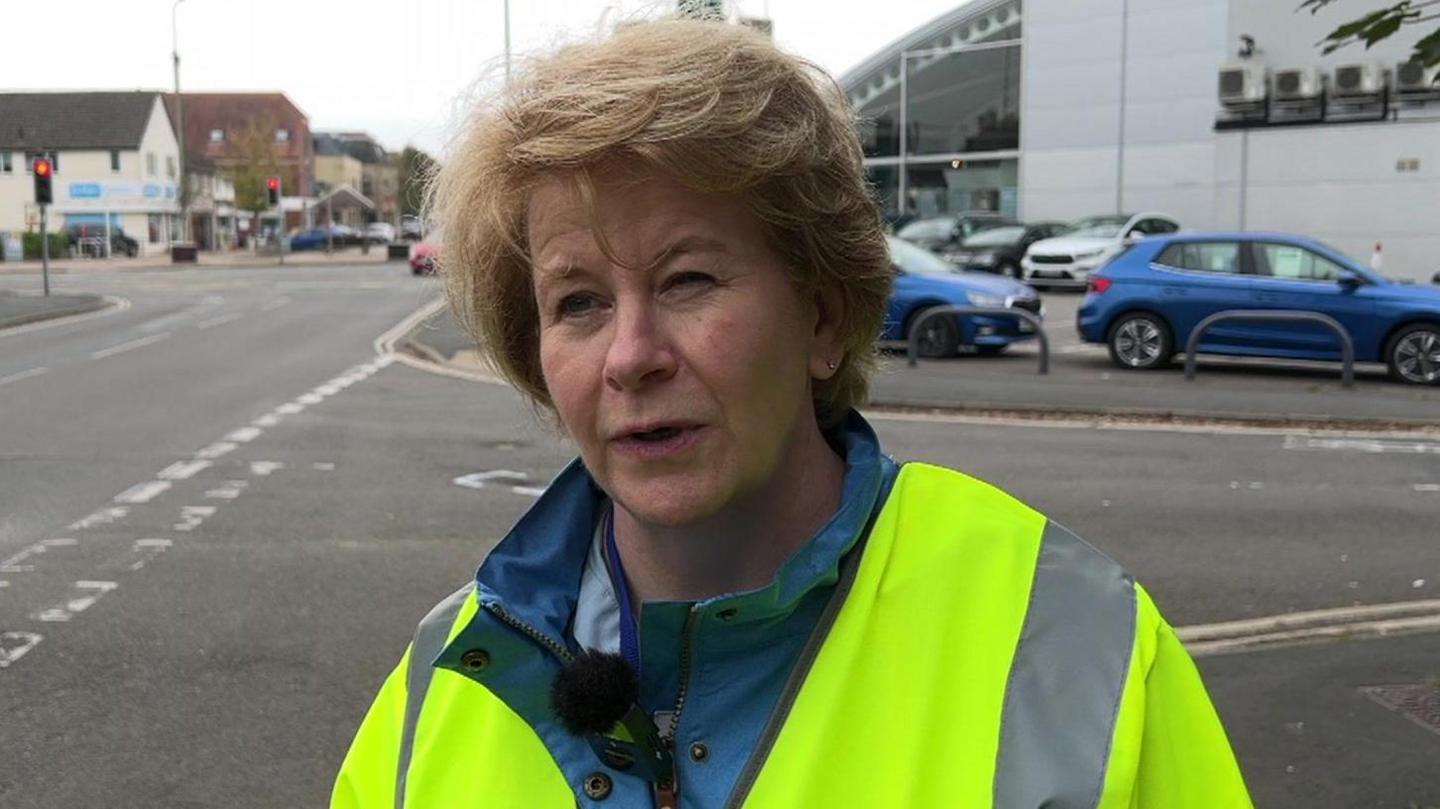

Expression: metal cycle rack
xmin=1184 ymin=309 xmax=1355 ymax=388
xmin=906 ymin=306 xmax=1049 ymax=375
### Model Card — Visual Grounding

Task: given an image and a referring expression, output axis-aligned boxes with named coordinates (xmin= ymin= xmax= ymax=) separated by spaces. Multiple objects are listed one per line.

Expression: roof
xmin=0 ymin=92 xmax=162 ymax=150
xmin=315 ymin=131 xmax=388 ymax=164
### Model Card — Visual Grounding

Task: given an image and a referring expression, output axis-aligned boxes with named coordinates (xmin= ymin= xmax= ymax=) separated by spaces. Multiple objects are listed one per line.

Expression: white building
xmin=0 ymin=92 xmax=182 ymax=255
xmin=843 ymin=0 xmax=1440 ymax=281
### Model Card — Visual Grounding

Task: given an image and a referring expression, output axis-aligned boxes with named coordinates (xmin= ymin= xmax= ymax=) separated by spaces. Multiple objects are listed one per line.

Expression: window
xmin=209 ymin=128 xmax=224 ymax=143
xmin=148 ymin=213 xmax=162 ymax=243
xmin=166 ymin=156 xmax=176 ymax=179
xmin=1131 ymin=218 xmax=1179 ymax=237
xmin=1253 ymin=243 xmax=1347 ymax=282
xmin=1 ymin=152 xmax=10 ymax=173
xmin=146 ymin=152 xmax=157 ymax=176
xmin=1156 ymin=242 xmax=1242 ymax=274
xmin=275 ymin=129 xmax=290 ymax=143
xmin=110 ymin=150 xmax=120 ymax=172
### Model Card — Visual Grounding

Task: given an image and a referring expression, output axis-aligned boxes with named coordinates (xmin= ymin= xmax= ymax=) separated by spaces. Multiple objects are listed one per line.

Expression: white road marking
xmin=196 ymin=312 xmax=244 ymax=330
xmin=1415 ymin=484 xmax=1440 ymax=493
xmin=0 ymin=538 xmax=78 ymax=573
xmin=454 ymin=470 xmax=529 ymax=490
xmin=275 ymin=403 xmax=305 ymax=415
xmin=90 ymin=331 xmax=171 ymax=359
xmin=114 ymin=480 xmax=172 ymax=504
xmin=315 ymin=383 xmax=343 ymax=396
xmin=128 ymin=538 xmax=173 ymax=571
xmin=225 ymin=427 xmax=263 ymax=443
xmin=253 ymin=414 xmax=281 ymax=427
xmin=512 ymin=486 xmax=547 ymax=498
xmin=249 ymin=461 xmax=284 ymax=476
xmin=0 ymin=632 xmax=44 ymax=669
xmin=205 ymin=480 xmax=248 ymax=500
xmin=1180 ymin=598 xmax=1440 ymax=656
xmin=312 ymin=462 xmax=336 ymax=471
xmin=261 ymin=296 xmax=291 ymax=312
xmin=194 ymin=441 xmax=237 ymax=460
xmin=0 ymin=366 xmax=48 ymax=387
xmin=297 ymin=392 xmax=325 ymax=405
xmin=158 ymin=459 xmax=212 ymax=481
xmin=69 ymin=506 xmax=129 ymax=531
xmin=1284 ymin=435 xmax=1440 ymax=455
xmin=864 ymin=408 xmax=1440 ymax=441
xmin=173 ymin=505 xmax=217 ymax=532
xmin=32 ymin=580 xmax=118 ymax=622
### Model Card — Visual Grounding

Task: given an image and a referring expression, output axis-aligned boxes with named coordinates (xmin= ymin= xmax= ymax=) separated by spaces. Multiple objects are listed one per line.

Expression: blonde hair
xmin=431 ymin=17 xmax=891 ymax=428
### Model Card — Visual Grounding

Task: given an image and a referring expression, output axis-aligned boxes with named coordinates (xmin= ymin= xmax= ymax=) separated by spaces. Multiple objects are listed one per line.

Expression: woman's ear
xmin=808 ymin=286 xmax=845 ymax=380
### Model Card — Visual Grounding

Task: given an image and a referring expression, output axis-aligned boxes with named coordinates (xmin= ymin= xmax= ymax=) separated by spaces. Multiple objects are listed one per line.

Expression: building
xmin=0 ymin=91 xmax=182 ymax=254
xmin=185 ymin=152 xmax=239 ymax=251
xmin=165 ymin=92 xmax=314 ymax=232
xmin=842 ymin=0 xmax=1440 ymax=281
xmin=314 ymin=131 xmax=398 ymax=225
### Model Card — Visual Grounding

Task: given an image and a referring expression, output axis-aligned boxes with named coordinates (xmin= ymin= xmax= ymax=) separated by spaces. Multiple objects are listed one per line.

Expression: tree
xmin=396 ymin=145 xmax=437 ymax=219
xmin=1300 ymin=0 xmax=1440 ymax=73
xmin=231 ymin=115 xmax=283 ymax=218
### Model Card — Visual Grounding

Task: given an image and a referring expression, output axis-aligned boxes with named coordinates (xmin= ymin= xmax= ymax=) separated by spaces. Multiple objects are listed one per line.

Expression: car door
xmin=1246 ymin=241 xmax=1378 ymax=359
xmin=1148 ymin=240 xmax=1254 ymax=350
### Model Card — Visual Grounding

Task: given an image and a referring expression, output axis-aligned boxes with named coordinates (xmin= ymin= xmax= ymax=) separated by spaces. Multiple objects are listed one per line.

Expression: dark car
xmin=942 ymin=222 xmax=1070 ymax=278
xmin=1077 ymin=231 xmax=1440 ymax=384
xmin=895 ymin=211 xmax=1018 ymax=253
xmin=289 ymin=225 xmax=360 ymax=251
xmin=64 ymin=224 xmax=138 ymax=257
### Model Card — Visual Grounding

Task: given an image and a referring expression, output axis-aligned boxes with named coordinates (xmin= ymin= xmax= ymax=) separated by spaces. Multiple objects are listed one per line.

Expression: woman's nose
xmin=603 ymin=302 xmax=678 ymax=391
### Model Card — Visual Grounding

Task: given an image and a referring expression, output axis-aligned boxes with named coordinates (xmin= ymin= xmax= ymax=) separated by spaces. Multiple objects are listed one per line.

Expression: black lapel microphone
xmin=550 ymin=648 xmax=676 ymax=783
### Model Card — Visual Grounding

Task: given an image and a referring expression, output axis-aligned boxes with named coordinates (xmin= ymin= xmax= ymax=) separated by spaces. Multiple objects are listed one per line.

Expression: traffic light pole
xmin=40 ymin=203 xmax=50 ymax=296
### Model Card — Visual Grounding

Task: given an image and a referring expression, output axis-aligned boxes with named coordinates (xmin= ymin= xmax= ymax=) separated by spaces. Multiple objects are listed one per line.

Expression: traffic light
xmin=33 ymin=157 xmax=53 ymax=205
xmin=266 ymin=176 xmax=280 ymax=206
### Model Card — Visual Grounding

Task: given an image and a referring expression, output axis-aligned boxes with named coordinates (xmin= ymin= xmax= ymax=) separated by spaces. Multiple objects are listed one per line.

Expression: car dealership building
xmin=841 ymin=0 xmax=1440 ymax=281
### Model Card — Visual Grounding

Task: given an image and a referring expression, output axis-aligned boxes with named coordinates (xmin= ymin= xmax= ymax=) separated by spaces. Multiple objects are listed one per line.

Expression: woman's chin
xmin=611 ymin=475 xmax=730 ymax=528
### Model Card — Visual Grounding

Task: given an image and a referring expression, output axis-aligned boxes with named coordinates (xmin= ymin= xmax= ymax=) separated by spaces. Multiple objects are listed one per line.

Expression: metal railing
xmin=907 ymin=306 xmax=1049 ymax=374
xmin=1184 ymin=309 xmax=1355 ymax=388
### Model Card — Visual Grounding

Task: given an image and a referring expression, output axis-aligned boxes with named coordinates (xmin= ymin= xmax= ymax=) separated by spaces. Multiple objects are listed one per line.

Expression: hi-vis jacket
xmin=333 ymin=424 xmax=1252 ymax=809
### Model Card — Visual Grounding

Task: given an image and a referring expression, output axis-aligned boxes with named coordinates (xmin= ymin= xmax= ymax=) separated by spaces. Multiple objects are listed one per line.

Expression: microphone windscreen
xmin=550 ymin=648 xmax=640 ymax=737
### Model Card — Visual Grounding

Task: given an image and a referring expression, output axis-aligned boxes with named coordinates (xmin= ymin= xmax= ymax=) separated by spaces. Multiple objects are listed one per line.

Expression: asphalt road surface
xmin=1 ymin=265 xmax=1437 ymax=807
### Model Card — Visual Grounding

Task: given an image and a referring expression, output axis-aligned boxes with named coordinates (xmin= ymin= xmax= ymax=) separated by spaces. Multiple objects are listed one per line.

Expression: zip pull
xmin=653 ymin=757 xmax=679 ymax=809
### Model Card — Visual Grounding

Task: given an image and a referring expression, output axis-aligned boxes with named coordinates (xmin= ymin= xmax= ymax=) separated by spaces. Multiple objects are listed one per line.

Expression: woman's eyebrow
xmin=647 ymin=235 xmax=730 ymax=269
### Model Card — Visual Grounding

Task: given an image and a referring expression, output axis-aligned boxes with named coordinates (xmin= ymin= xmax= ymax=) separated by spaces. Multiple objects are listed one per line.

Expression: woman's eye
xmin=664 ymin=271 xmax=715 ymax=291
xmin=557 ymin=293 xmax=597 ymax=318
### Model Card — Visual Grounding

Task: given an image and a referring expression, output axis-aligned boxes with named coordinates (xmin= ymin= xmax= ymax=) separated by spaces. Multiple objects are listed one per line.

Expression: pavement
xmin=2 ymin=265 xmax=1438 ymax=806
xmin=0 ymin=289 xmax=109 ymax=330
xmin=0 ymin=245 xmax=401 ymax=276
xmin=405 ymin=292 xmax=1440 ymax=429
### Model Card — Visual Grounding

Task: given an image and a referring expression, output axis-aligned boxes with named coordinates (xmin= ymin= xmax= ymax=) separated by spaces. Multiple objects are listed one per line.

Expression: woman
xmin=333 ymin=18 xmax=1251 ymax=809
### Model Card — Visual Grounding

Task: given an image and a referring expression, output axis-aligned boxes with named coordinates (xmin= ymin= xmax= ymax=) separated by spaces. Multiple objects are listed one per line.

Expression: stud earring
xmin=826 ymin=359 xmax=838 ymax=370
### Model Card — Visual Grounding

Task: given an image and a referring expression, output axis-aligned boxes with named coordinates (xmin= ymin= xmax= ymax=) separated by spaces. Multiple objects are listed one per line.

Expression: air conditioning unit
xmin=1332 ymin=62 xmax=1386 ymax=98
xmin=1218 ymin=63 xmax=1267 ymax=105
xmin=1273 ymin=66 xmax=1324 ymax=101
xmin=1395 ymin=60 xmax=1440 ymax=95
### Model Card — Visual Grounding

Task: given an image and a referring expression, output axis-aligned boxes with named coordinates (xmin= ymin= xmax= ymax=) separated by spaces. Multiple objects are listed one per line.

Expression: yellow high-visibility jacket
xmin=333 ymin=462 xmax=1252 ymax=808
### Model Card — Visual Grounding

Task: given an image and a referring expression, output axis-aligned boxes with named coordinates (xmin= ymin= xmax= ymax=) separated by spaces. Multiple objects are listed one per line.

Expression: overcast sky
xmin=2 ymin=0 xmax=962 ymax=156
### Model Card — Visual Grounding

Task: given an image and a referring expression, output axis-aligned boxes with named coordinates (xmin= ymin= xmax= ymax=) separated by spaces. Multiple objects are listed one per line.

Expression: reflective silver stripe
xmin=395 ymin=582 xmax=476 ymax=809
xmin=993 ymin=521 xmax=1137 ymax=809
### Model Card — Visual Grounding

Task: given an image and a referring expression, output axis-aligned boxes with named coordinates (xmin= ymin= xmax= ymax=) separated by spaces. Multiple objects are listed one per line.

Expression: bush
xmin=22 ymin=232 xmax=70 ymax=260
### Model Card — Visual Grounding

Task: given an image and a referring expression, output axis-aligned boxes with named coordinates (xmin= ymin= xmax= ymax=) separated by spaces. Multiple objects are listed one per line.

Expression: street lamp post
xmin=172 ymin=0 xmax=187 ymax=244
xmin=503 ymin=0 xmax=511 ymax=84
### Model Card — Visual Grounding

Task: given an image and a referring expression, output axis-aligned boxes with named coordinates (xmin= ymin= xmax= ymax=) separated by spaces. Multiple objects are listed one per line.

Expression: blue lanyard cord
xmin=603 ymin=505 xmax=643 ymax=676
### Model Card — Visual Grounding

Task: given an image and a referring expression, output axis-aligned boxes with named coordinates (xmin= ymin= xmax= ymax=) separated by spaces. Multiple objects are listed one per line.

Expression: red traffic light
xmin=34 ymin=158 xmax=52 ymax=177
xmin=266 ymin=176 xmax=280 ymax=190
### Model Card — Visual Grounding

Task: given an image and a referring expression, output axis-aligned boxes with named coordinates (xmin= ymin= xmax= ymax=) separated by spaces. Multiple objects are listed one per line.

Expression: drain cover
xmin=1361 ymin=684 xmax=1440 ymax=736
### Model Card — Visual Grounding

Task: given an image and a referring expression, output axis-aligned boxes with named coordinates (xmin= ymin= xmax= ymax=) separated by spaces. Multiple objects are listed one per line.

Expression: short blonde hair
xmin=431 ymin=17 xmax=891 ymax=428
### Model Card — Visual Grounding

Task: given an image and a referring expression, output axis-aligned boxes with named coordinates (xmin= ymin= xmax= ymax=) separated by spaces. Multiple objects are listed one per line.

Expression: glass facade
xmin=904 ymin=159 xmax=1019 ymax=219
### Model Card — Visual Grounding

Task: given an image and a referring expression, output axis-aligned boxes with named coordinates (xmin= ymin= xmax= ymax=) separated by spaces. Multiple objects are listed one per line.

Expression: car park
xmin=882 ymin=235 xmax=1042 ymax=357
xmin=942 ymin=222 xmax=1070 ymax=278
xmin=1077 ymin=231 xmax=1440 ymax=384
xmin=1022 ymin=213 xmax=1180 ymax=289
xmin=895 ymin=211 xmax=1018 ymax=254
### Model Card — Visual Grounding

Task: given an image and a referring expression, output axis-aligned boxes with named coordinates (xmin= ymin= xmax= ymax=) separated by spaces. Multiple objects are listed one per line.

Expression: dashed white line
xmin=0 ymin=366 xmax=49 ymax=387
xmin=249 ymin=461 xmax=284 ymax=477
xmin=0 ymin=632 xmax=44 ymax=669
xmin=194 ymin=441 xmax=238 ymax=460
xmin=1415 ymin=484 xmax=1440 ymax=493
xmin=90 ymin=331 xmax=171 ymax=359
xmin=1284 ymin=435 xmax=1440 ymax=454
xmin=32 ymin=581 xmax=118 ymax=622
xmin=196 ymin=312 xmax=245 ymax=330
xmin=158 ymin=459 xmax=213 ymax=481
xmin=205 ymin=480 xmax=247 ymax=500
xmin=114 ymin=480 xmax=172 ymax=504
xmin=128 ymin=539 xmax=173 ymax=571
xmin=1 ymin=538 xmax=78 ymax=574
xmin=297 ymin=392 xmax=325 ymax=405
xmin=275 ymin=403 xmax=305 ymax=415
xmin=70 ymin=507 xmax=129 ymax=531
xmin=253 ymin=414 xmax=281 ymax=428
xmin=173 ymin=505 xmax=217 ymax=532
xmin=226 ymin=427 xmax=263 ymax=443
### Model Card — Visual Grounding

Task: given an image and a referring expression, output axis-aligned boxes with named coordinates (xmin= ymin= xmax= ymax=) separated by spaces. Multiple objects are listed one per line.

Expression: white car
xmin=1021 ymin=213 xmax=1181 ymax=289
xmin=365 ymin=222 xmax=397 ymax=244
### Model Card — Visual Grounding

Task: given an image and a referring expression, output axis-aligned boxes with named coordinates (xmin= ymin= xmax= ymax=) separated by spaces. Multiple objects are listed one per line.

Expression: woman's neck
xmin=609 ymin=419 xmax=847 ymax=609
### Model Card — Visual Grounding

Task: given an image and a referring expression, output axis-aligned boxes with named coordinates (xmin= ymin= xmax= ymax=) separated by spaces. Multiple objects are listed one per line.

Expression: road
xmin=1 ymin=265 xmax=1437 ymax=807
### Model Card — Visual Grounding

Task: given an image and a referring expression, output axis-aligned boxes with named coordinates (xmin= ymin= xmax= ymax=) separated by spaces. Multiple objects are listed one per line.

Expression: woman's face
xmin=527 ymin=170 xmax=839 ymax=527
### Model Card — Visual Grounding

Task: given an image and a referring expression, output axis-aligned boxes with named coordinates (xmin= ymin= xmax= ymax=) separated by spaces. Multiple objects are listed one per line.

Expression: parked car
xmin=410 ymin=237 xmax=441 ymax=276
xmin=883 ymin=235 xmax=1042 ymax=357
xmin=289 ymin=225 xmax=359 ymax=251
xmin=1022 ymin=213 xmax=1181 ymax=289
xmin=942 ymin=222 xmax=1070 ymax=278
xmin=400 ymin=215 xmax=424 ymax=241
xmin=1076 ymin=231 xmax=1440 ymax=384
xmin=63 ymin=224 xmax=138 ymax=257
xmin=365 ymin=222 xmax=397 ymax=244
xmin=895 ymin=211 xmax=1018 ymax=253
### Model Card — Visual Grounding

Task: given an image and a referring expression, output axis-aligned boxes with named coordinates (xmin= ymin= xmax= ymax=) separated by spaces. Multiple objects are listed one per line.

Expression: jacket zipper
xmin=653 ymin=607 xmax=699 ymax=809
xmin=482 ymin=602 xmax=575 ymax=664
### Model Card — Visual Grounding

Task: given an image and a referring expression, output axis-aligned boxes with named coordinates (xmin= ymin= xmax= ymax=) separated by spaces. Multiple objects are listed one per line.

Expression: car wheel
xmin=1386 ymin=323 xmax=1440 ymax=385
xmin=995 ymin=261 xmax=1020 ymax=279
xmin=1107 ymin=312 xmax=1173 ymax=370
xmin=910 ymin=306 xmax=962 ymax=358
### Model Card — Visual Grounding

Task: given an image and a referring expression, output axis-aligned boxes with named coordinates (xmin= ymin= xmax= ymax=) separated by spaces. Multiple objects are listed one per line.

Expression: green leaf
xmin=1364 ymin=14 xmax=1405 ymax=47
xmin=1414 ymin=27 xmax=1440 ymax=69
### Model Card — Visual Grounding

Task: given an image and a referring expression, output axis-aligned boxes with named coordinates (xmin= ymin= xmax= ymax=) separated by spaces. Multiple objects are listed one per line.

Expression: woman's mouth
xmin=612 ymin=424 xmax=704 ymax=458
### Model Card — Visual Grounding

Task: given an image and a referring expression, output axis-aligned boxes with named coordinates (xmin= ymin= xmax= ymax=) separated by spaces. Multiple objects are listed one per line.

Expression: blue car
xmin=883 ymin=236 xmax=1042 ymax=357
xmin=1077 ymin=232 xmax=1440 ymax=384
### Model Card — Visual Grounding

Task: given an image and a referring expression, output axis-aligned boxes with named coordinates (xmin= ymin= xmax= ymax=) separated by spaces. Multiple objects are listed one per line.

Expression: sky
xmin=1 ymin=0 xmax=964 ymax=157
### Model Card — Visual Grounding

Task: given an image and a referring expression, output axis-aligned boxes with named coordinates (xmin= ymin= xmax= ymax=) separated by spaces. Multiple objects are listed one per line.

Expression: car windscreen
xmin=887 ymin=236 xmax=955 ymax=275
xmin=1062 ymin=218 xmax=1128 ymax=238
xmin=962 ymin=226 xmax=1026 ymax=247
xmin=897 ymin=218 xmax=955 ymax=242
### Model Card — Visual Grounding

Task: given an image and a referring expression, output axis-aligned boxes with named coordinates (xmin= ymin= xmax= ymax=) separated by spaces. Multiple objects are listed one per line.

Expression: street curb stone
xmin=0 ymin=292 xmax=109 ymax=331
